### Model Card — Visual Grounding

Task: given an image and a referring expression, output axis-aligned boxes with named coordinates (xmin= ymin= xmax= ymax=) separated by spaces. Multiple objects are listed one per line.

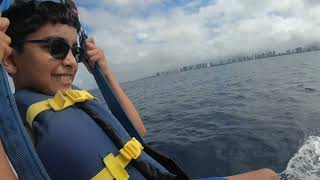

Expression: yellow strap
xmin=26 ymin=89 xmax=94 ymax=127
xmin=92 ymin=137 xmax=144 ymax=180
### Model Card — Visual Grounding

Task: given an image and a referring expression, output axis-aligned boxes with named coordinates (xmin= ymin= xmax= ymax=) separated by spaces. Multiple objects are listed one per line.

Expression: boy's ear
xmin=3 ymin=51 xmax=17 ymax=76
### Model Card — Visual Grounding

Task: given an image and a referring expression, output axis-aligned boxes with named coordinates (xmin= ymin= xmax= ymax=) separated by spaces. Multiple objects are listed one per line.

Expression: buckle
xmin=120 ymin=138 xmax=143 ymax=160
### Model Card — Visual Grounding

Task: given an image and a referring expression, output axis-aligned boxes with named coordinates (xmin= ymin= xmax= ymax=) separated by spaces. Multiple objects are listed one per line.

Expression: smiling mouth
xmin=52 ymin=74 xmax=73 ymax=83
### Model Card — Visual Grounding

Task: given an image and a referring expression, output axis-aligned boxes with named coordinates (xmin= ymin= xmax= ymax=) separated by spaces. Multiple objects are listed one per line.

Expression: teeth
xmin=53 ymin=75 xmax=72 ymax=81
xmin=61 ymin=75 xmax=72 ymax=81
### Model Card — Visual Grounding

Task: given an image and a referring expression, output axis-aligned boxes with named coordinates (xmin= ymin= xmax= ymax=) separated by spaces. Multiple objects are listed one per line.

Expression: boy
xmin=0 ymin=1 xmax=278 ymax=180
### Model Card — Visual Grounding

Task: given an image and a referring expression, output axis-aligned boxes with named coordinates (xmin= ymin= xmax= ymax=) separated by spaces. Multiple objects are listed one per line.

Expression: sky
xmin=72 ymin=0 xmax=320 ymax=88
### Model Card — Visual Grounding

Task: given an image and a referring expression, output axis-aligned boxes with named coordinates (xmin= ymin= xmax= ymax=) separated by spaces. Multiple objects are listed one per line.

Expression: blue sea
xmin=96 ymin=51 xmax=320 ymax=180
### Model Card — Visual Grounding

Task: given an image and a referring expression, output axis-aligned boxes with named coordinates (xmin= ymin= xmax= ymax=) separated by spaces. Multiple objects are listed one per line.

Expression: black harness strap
xmin=78 ymin=103 xmax=179 ymax=180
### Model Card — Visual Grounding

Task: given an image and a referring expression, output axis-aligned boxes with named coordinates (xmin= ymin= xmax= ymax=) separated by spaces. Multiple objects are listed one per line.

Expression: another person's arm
xmin=227 ymin=168 xmax=279 ymax=180
xmin=84 ymin=38 xmax=147 ymax=136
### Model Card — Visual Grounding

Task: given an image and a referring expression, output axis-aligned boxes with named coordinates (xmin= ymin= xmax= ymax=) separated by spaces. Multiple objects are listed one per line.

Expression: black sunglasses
xmin=12 ymin=37 xmax=83 ymax=63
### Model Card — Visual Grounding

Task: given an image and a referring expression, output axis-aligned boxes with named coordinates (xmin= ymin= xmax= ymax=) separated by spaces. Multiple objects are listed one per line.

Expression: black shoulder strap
xmin=78 ymin=103 xmax=186 ymax=179
xmin=143 ymin=145 xmax=191 ymax=180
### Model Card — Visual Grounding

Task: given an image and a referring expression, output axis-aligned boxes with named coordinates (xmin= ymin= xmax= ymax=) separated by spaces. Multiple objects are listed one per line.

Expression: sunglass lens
xmin=50 ymin=39 xmax=70 ymax=59
xmin=71 ymin=47 xmax=82 ymax=63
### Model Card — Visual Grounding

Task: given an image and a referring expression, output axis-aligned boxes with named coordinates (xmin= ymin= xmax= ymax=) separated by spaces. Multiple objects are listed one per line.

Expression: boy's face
xmin=7 ymin=23 xmax=78 ymax=95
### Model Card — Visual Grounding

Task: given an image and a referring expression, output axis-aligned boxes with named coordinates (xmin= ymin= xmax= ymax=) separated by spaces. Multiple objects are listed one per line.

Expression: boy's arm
xmin=0 ymin=16 xmax=12 ymax=63
xmin=0 ymin=142 xmax=18 ymax=180
xmin=84 ymin=38 xmax=147 ymax=136
xmin=0 ymin=16 xmax=17 ymax=180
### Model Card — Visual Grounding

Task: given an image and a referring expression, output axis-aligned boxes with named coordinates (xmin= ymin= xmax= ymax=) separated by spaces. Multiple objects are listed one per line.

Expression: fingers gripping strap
xmin=92 ymin=138 xmax=144 ymax=180
xmin=26 ymin=89 xmax=95 ymax=127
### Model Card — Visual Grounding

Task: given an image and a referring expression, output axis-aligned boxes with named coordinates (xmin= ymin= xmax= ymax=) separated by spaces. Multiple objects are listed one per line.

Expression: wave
xmin=280 ymin=136 xmax=320 ymax=180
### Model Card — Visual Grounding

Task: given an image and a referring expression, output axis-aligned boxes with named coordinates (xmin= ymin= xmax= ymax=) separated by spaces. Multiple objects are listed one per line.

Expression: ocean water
xmin=96 ymin=51 xmax=320 ymax=179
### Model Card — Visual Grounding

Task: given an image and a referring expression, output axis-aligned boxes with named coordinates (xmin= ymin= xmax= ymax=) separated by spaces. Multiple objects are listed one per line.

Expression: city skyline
xmin=156 ymin=43 xmax=320 ymax=77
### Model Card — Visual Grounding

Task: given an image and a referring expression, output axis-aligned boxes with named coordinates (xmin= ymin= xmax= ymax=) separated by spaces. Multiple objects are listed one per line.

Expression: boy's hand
xmin=84 ymin=38 xmax=109 ymax=73
xmin=0 ymin=16 xmax=12 ymax=63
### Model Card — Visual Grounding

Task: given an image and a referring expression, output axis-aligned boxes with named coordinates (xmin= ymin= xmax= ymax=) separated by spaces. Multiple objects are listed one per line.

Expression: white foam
xmin=280 ymin=136 xmax=320 ymax=180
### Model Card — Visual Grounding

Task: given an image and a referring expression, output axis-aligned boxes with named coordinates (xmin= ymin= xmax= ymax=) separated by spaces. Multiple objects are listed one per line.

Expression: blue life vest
xmin=14 ymin=89 xmax=181 ymax=180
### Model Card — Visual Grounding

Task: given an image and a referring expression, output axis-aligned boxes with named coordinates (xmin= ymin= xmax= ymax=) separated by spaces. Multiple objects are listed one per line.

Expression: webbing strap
xmin=92 ymin=137 xmax=144 ymax=180
xmin=0 ymin=0 xmax=10 ymax=12
xmin=0 ymin=65 xmax=50 ymax=179
xmin=91 ymin=63 xmax=144 ymax=143
xmin=26 ymin=89 xmax=94 ymax=127
xmin=78 ymin=31 xmax=144 ymax=143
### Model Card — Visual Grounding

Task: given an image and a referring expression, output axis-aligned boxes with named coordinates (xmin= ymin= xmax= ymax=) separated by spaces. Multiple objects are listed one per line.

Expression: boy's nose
xmin=62 ymin=49 xmax=77 ymax=66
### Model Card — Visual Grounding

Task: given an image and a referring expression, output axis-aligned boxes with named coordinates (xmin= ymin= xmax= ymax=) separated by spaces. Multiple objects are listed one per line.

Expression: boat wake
xmin=279 ymin=136 xmax=320 ymax=180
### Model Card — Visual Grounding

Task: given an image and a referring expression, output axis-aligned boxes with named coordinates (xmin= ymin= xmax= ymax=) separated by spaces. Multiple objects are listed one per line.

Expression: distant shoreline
xmin=122 ymin=49 xmax=320 ymax=84
xmin=155 ymin=49 xmax=320 ymax=77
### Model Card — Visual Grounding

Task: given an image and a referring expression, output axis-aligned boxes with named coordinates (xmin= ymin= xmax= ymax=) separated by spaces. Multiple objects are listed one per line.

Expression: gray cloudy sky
xmin=73 ymin=0 xmax=320 ymax=88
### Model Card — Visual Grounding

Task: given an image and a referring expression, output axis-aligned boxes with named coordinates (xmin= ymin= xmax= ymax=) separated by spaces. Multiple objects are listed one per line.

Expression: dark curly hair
xmin=3 ymin=0 xmax=81 ymax=52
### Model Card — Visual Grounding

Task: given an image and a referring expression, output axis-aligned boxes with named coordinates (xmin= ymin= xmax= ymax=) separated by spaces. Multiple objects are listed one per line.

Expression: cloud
xmin=103 ymin=0 xmax=160 ymax=7
xmin=75 ymin=0 xmax=320 ymax=85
